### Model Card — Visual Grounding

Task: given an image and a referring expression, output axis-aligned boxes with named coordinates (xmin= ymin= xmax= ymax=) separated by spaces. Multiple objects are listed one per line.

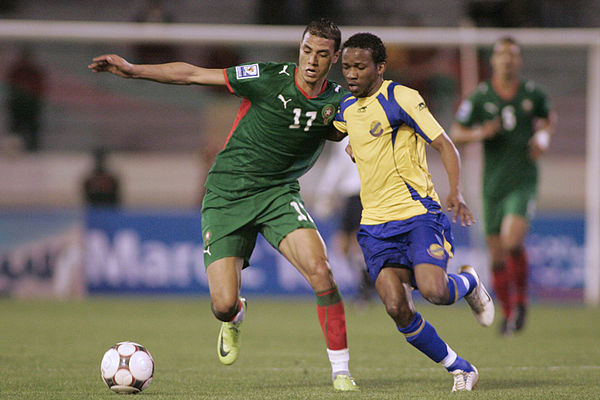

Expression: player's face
xmin=341 ymin=47 xmax=385 ymax=97
xmin=298 ymin=32 xmax=340 ymax=87
xmin=491 ymin=42 xmax=522 ymax=79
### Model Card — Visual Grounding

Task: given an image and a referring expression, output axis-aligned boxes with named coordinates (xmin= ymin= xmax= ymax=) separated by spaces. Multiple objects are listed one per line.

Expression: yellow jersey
xmin=333 ymin=81 xmax=445 ymax=225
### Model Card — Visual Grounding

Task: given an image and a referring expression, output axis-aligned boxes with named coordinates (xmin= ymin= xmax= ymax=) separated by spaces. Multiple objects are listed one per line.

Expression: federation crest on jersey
xmin=235 ymin=64 xmax=260 ymax=80
xmin=369 ymin=120 xmax=384 ymax=137
xmin=321 ymin=104 xmax=335 ymax=124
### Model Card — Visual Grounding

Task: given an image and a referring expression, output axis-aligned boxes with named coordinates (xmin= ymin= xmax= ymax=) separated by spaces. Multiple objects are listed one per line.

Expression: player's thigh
xmin=206 ymin=256 xmax=245 ymax=310
xmin=500 ymin=188 xmax=534 ymax=249
xmin=279 ymin=228 xmax=334 ymax=290
xmin=202 ymin=189 xmax=261 ymax=268
xmin=357 ymin=227 xmax=411 ymax=285
xmin=260 ymin=189 xmax=318 ymax=247
xmin=503 ymin=186 xmax=537 ymax=221
xmin=483 ymin=195 xmax=504 ymax=236
xmin=413 ymin=263 xmax=449 ymax=302
xmin=407 ymin=219 xmax=452 ymax=271
xmin=203 ymin=227 xmax=258 ymax=270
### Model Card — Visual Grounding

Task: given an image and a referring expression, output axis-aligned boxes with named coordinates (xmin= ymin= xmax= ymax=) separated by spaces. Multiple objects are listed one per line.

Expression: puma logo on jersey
xmin=278 ymin=94 xmax=292 ymax=109
xmin=279 ymin=65 xmax=290 ymax=76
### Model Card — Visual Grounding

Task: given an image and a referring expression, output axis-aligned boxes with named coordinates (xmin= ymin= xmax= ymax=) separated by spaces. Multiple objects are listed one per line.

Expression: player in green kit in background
xmin=89 ymin=19 xmax=359 ymax=391
xmin=450 ymin=37 xmax=557 ymax=336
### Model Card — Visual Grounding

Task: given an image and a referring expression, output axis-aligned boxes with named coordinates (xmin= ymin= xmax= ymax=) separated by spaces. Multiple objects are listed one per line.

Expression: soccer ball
xmin=100 ymin=341 xmax=154 ymax=394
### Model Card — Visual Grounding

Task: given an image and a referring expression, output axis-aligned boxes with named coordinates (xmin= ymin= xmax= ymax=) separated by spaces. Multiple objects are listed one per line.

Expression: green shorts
xmin=483 ymin=186 xmax=537 ymax=235
xmin=201 ymin=185 xmax=317 ymax=268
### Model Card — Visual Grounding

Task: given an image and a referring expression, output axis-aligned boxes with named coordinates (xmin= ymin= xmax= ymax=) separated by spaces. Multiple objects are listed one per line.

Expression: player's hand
xmin=479 ymin=117 xmax=501 ymax=140
xmin=528 ymin=130 xmax=550 ymax=160
xmin=345 ymin=143 xmax=356 ymax=163
xmin=88 ymin=54 xmax=135 ymax=78
xmin=446 ymin=191 xmax=475 ymax=227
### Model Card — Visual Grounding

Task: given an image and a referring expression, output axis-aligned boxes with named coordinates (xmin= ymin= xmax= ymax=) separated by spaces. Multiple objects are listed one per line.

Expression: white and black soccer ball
xmin=100 ymin=341 xmax=154 ymax=394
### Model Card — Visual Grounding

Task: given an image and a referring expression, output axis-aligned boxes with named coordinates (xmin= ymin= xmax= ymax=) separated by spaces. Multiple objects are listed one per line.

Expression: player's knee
xmin=384 ymin=302 xmax=413 ymax=327
xmin=506 ymin=245 xmax=525 ymax=257
xmin=492 ymin=261 xmax=505 ymax=271
xmin=305 ymin=258 xmax=334 ymax=286
xmin=419 ymin=286 xmax=449 ymax=305
xmin=211 ymin=298 xmax=239 ymax=322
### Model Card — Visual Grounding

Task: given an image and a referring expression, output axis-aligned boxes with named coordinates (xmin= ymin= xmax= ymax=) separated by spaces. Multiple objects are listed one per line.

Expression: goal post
xmin=585 ymin=42 xmax=600 ymax=305
xmin=1 ymin=20 xmax=598 ymax=304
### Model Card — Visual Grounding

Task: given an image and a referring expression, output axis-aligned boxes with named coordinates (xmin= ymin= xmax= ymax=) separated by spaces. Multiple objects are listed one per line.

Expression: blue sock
xmin=446 ymin=273 xmax=477 ymax=304
xmin=398 ymin=313 xmax=473 ymax=371
xmin=397 ymin=312 xmax=449 ymax=363
xmin=447 ymin=356 xmax=474 ymax=373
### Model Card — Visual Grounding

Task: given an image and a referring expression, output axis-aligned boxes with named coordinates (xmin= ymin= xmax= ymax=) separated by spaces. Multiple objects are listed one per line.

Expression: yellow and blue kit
xmin=334 ymin=80 xmax=454 ymax=282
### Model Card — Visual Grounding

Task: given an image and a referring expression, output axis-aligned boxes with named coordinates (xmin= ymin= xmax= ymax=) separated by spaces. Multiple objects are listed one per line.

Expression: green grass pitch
xmin=0 ymin=297 xmax=599 ymax=399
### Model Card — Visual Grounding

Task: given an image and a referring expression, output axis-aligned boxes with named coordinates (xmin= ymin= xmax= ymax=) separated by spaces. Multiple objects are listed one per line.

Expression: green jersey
xmin=204 ymin=62 xmax=347 ymax=200
xmin=455 ymin=79 xmax=550 ymax=198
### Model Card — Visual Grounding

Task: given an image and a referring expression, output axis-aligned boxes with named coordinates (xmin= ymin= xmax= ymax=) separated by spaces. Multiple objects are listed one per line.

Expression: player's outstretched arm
xmin=430 ymin=132 xmax=475 ymax=226
xmin=88 ymin=54 xmax=226 ymax=86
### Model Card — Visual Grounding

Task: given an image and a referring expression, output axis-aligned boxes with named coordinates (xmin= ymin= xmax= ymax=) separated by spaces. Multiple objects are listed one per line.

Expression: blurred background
xmin=0 ymin=0 xmax=597 ymax=303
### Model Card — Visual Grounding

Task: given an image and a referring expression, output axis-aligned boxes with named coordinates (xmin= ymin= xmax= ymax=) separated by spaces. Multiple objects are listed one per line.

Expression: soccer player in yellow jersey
xmin=333 ymin=33 xmax=494 ymax=392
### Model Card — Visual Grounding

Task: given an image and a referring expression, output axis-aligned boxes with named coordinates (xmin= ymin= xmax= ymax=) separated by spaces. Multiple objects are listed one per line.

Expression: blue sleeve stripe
xmin=376 ymin=83 xmax=401 ymax=147
xmin=377 ymin=83 xmax=432 ymax=145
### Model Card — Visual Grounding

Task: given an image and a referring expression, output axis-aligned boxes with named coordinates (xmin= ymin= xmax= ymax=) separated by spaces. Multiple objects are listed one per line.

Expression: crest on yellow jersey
xmin=369 ymin=121 xmax=384 ymax=137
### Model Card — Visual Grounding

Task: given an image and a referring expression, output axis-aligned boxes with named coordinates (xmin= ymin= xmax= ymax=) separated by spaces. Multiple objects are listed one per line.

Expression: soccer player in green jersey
xmin=450 ymin=37 xmax=557 ymax=336
xmin=333 ymin=32 xmax=494 ymax=392
xmin=89 ymin=19 xmax=359 ymax=391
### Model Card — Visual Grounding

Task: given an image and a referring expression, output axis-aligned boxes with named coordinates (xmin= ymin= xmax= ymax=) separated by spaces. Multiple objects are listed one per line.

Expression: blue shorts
xmin=357 ymin=212 xmax=455 ymax=286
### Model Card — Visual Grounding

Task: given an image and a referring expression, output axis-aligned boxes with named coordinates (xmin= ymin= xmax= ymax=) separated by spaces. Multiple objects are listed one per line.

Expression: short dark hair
xmin=493 ymin=36 xmax=520 ymax=52
xmin=302 ymin=18 xmax=342 ymax=52
xmin=495 ymin=36 xmax=518 ymax=47
xmin=342 ymin=33 xmax=387 ymax=64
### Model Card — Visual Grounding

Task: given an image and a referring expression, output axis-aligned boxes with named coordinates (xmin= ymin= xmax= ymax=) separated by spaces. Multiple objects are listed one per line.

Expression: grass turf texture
xmin=0 ymin=298 xmax=599 ymax=399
